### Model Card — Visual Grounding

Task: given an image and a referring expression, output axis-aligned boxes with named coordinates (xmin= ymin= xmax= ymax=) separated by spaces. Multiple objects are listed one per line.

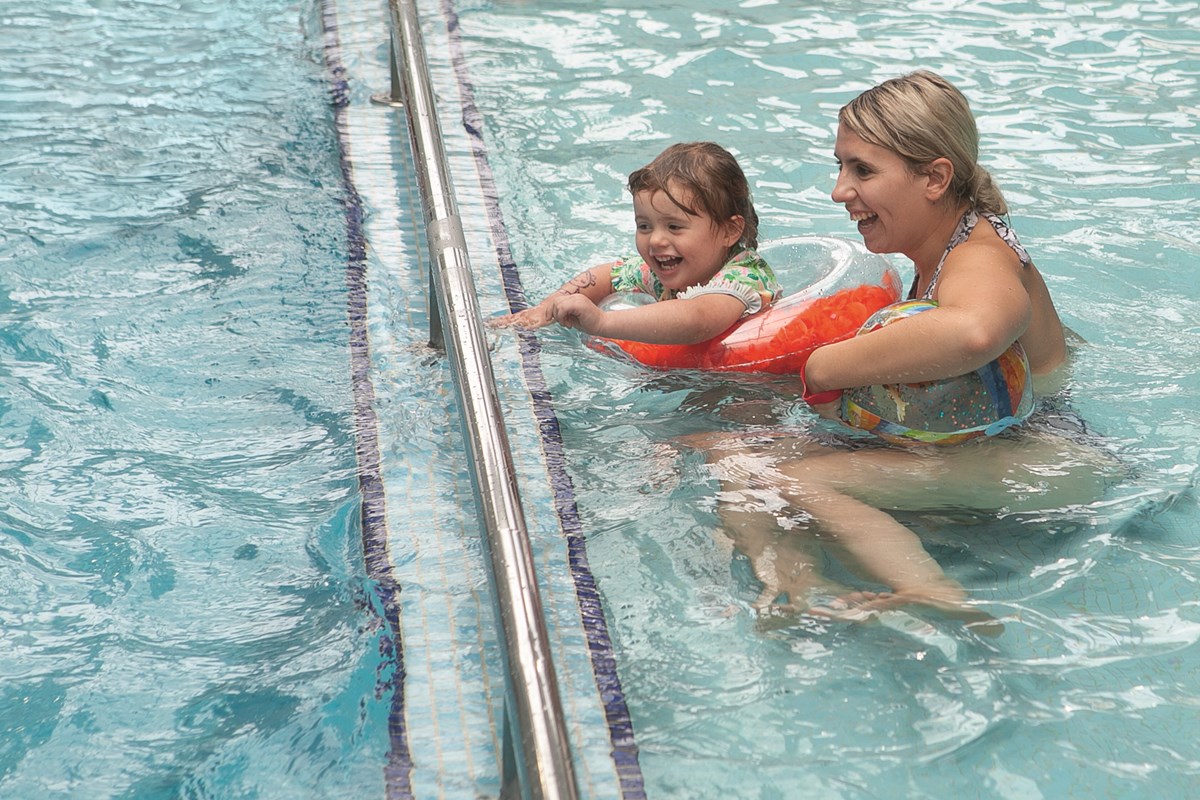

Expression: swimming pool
xmin=0 ymin=1 xmax=396 ymax=795
xmin=417 ymin=0 xmax=1200 ymax=797
xmin=2 ymin=0 xmax=1198 ymax=798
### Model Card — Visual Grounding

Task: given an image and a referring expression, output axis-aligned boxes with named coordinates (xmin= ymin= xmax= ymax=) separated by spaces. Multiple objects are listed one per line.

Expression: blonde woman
xmin=696 ymin=72 xmax=1120 ymax=628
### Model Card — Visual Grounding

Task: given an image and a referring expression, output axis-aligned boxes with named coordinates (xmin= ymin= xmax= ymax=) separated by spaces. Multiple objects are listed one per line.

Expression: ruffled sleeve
xmin=676 ymin=250 xmax=780 ymax=318
xmin=677 ymin=279 xmax=765 ymax=317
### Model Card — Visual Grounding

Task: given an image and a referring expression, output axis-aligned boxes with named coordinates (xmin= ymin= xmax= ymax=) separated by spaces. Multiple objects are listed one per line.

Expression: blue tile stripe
xmin=435 ymin=1 xmax=647 ymax=795
xmin=318 ymin=3 xmax=414 ymax=798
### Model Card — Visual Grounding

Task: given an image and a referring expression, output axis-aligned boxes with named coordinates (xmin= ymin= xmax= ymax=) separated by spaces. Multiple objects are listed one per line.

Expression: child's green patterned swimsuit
xmin=609 ymin=249 xmax=781 ymax=317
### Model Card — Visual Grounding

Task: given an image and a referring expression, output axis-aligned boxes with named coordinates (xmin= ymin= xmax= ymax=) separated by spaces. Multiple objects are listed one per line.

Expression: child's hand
xmin=547 ymin=293 xmax=603 ymax=333
xmin=489 ymin=304 xmax=555 ymax=330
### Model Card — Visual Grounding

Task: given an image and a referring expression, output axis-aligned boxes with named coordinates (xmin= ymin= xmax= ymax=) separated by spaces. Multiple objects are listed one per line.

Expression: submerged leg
xmin=682 ymin=431 xmax=849 ymax=614
xmin=685 ymin=426 xmax=1121 ymax=633
xmin=692 ymin=432 xmax=999 ymax=630
xmin=714 ymin=489 xmax=848 ymax=614
xmin=774 ymin=449 xmax=1002 ymax=630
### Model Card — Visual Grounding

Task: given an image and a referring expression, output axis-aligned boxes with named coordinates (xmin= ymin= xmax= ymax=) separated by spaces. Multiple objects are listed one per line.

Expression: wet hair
xmin=838 ymin=71 xmax=1009 ymax=216
xmin=627 ymin=141 xmax=759 ymax=252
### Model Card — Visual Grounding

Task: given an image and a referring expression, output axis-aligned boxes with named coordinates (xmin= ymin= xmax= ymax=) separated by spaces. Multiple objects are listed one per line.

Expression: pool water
xmin=0 ymin=1 xmax=394 ymax=796
xmin=425 ymin=0 xmax=1200 ymax=797
xmin=2 ymin=0 xmax=1198 ymax=798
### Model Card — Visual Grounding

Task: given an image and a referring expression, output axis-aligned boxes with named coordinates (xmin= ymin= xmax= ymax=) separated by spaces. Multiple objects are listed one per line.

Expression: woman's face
xmin=831 ymin=126 xmax=931 ymax=258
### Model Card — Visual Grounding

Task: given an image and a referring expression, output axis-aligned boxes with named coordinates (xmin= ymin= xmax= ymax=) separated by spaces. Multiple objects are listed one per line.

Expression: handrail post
xmin=377 ymin=1 xmax=580 ymax=797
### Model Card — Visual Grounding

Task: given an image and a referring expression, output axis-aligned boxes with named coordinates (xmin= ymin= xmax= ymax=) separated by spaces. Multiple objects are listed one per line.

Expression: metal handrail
xmin=373 ymin=1 xmax=580 ymax=798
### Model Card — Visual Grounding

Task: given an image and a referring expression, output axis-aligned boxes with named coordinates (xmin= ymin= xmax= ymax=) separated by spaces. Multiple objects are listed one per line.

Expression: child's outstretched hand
xmin=488 ymin=263 xmax=616 ymax=332
xmin=487 ymin=293 xmax=604 ymax=333
xmin=545 ymin=293 xmax=603 ymax=334
xmin=489 ymin=303 xmax=556 ymax=330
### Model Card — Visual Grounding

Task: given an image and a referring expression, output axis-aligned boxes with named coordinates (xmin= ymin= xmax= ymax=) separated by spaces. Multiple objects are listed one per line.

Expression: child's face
xmin=632 ymin=184 xmax=743 ymax=294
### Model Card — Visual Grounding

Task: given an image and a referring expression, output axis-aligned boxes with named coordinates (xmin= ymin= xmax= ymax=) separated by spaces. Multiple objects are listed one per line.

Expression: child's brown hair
xmin=627 ymin=142 xmax=759 ymax=252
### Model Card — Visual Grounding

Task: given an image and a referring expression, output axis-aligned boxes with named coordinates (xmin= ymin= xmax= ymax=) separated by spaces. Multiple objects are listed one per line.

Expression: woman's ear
xmin=923 ymin=158 xmax=955 ymax=202
xmin=721 ymin=215 xmax=746 ymax=248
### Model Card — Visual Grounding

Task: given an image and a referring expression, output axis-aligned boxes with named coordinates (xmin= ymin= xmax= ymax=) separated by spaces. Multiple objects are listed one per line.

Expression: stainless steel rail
xmin=373 ymin=1 xmax=580 ymax=798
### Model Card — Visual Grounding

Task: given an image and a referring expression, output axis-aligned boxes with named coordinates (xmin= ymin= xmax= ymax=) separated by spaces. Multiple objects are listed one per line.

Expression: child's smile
xmin=632 ymin=183 xmax=741 ymax=294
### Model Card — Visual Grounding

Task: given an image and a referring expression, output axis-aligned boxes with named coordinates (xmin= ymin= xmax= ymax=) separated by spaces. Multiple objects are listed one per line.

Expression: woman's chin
xmin=858 ymin=230 xmax=890 ymax=254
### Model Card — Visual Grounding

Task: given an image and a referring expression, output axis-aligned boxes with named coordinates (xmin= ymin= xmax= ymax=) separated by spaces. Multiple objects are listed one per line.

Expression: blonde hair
xmin=838 ymin=71 xmax=1008 ymax=215
xmin=627 ymin=142 xmax=759 ymax=252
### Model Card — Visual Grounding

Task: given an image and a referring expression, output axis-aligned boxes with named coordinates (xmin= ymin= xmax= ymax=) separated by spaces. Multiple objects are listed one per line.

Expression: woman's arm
xmin=804 ymin=239 xmax=1032 ymax=393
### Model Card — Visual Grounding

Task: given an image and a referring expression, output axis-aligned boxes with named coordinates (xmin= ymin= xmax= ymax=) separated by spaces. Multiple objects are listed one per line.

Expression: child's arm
xmin=491 ymin=262 xmax=618 ymax=329
xmin=550 ymin=292 xmax=747 ymax=344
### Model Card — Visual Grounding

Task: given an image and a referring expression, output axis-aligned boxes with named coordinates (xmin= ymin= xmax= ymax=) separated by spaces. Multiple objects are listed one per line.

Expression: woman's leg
xmin=682 ymin=431 xmax=849 ymax=613
xmin=713 ymin=485 xmax=849 ymax=613
xmin=742 ymin=447 xmax=986 ymax=620
xmin=685 ymin=428 xmax=1119 ymax=626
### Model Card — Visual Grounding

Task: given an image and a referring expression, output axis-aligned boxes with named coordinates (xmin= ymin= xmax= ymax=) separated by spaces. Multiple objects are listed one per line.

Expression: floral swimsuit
xmin=610 ymin=249 xmax=781 ymax=318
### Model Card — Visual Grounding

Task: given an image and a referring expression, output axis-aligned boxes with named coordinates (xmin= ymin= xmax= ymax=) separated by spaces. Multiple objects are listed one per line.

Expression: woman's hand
xmin=808 ymin=398 xmax=843 ymax=421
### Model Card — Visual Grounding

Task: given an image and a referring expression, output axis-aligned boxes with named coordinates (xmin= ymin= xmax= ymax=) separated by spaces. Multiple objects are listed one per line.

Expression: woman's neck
xmin=909 ymin=202 xmax=971 ymax=278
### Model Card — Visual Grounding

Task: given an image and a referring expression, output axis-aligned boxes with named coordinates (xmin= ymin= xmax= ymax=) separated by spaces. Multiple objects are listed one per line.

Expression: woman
xmin=697 ymin=72 xmax=1119 ymax=627
xmin=802 ymin=70 xmax=1067 ymax=406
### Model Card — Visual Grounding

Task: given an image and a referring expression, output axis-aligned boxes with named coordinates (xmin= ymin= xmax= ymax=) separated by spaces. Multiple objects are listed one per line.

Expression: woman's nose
xmin=831 ymin=171 xmax=850 ymax=203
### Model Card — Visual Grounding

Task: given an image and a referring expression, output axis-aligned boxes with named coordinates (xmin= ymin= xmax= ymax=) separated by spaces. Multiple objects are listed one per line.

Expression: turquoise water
xmin=429 ymin=0 xmax=1200 ymax=797
xmin=3 ymin=0 xmax=1198 ymax=798
xmin=0 ymin=1 xmax=396 ymax=796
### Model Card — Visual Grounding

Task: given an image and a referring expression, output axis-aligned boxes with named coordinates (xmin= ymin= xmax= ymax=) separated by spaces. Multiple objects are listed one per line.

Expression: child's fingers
xmin=488 ymin=308 xmax=546 ymax=329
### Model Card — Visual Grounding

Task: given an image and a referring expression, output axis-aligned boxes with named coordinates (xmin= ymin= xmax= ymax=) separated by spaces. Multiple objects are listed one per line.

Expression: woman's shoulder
xmin=972 ymin=211 xmax=1033 ymax=268
xmin=937 ymin=238 xmax=1028 ymax=296
xmin=937 ymin=221 xmax=1032 ymax=294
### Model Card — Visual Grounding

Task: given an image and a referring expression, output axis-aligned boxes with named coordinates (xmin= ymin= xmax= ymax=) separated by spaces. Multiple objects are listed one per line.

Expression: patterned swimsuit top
xmin=610 ymin=249 xmax=781 ymax=318
xmin=908 ymin=208 xmax=1032 ymax=300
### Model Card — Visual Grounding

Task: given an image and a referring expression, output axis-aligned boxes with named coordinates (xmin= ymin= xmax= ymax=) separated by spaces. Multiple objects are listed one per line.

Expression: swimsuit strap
xmin=908 ymin=208 xmax=1032 ymax=300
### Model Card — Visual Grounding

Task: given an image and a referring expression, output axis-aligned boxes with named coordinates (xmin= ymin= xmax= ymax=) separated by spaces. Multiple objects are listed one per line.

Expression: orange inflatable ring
xmin=586 ymin=236 xmax=902 ymax=375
